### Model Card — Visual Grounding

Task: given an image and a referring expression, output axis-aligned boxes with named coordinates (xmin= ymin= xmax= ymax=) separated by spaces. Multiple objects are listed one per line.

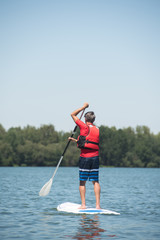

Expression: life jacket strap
xmin=86 ymin=140 xmax=99 ymax=145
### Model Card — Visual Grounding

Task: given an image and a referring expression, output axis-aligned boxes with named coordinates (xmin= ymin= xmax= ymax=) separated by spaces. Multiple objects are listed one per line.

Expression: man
xmin=69 ymin=103 xmax=101 ymax=209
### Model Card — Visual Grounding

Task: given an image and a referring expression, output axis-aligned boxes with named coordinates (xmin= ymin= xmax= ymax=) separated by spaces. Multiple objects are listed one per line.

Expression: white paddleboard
xmin=57 ymin=202 xmax=120 ymax=215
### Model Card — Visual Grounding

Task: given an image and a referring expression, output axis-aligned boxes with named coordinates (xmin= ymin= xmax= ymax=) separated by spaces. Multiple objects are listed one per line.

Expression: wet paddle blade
xmin=39 ymin=178 xmax=53 ymax=197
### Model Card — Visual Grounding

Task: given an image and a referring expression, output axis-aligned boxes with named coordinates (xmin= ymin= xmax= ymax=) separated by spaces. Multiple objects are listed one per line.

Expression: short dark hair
xmin=84 ymin=111 xmax=95 ymax=123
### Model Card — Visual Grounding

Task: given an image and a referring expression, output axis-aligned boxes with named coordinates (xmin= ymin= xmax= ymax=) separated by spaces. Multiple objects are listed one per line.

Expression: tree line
xmin=0 ymin=124 xmax=160 ymax=167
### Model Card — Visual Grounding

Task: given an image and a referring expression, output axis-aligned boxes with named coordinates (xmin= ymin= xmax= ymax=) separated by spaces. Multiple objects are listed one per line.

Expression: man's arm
xmin=71 ymin=103 xmax=89 ymax=123
xmin=68 ymin=137 xmax=77 ymax=142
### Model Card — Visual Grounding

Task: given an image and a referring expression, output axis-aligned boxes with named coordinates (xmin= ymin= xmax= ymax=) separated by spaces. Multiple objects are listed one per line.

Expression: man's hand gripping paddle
xmin=39 ymin=109 xmax=85 ymax=197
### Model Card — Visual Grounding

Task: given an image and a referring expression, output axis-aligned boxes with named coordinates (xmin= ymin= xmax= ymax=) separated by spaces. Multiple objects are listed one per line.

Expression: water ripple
xmin=0 ymin=167 xmax=160 ymax=239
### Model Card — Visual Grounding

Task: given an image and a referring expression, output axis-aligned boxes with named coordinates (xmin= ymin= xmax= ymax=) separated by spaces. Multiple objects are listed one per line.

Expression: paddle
xmin=39 ymin=109 xmax=85 ymax=197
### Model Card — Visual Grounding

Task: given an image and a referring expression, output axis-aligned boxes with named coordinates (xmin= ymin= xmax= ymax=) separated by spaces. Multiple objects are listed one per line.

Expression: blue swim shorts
xmin=79 ymin=156 xmax=99 ymax=182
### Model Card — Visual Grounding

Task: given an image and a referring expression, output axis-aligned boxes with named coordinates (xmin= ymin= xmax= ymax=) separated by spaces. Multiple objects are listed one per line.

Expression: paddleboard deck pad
xmin=57 ymin=202 xmax=120 ymax=215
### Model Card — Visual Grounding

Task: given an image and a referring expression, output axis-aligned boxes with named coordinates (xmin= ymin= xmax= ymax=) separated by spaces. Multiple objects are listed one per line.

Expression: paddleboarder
xmin=69 ymin=103 xmax=101 ymax=209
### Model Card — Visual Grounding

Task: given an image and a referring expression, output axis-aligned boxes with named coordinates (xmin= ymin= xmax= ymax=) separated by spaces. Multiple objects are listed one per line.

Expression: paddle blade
xmin=39 ymin=178 xmax=53 ymax=197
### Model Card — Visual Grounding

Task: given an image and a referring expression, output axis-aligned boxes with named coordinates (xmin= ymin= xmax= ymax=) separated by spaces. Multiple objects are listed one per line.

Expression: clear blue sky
xmin=1 ymin=0 xmax=160 ymax=134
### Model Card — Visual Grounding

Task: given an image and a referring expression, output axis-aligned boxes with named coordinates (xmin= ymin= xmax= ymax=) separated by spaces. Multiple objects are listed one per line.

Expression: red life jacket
xmin=77 ymin=124 xmax=99 ymax=150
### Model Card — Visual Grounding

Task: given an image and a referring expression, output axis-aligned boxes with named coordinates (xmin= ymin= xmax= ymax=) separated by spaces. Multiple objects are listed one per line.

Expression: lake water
xmin=0 ymin=167 xmax=160 ymax=239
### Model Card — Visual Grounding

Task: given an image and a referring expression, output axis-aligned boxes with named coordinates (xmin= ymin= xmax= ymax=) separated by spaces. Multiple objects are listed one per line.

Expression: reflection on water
xmin=70 ymin=215 xmax=116 ymax=240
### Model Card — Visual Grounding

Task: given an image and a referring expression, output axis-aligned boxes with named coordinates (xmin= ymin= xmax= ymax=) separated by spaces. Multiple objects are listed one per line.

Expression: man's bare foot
xmin=78 ymin=205 xmax=86 ymax=209
xmin=96 ymin=206 xmax=101 ymax=209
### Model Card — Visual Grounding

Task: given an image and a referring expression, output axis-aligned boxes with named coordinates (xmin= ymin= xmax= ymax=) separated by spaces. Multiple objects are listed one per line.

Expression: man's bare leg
xmin=79 ymin=181 xmax=86 ymax=209
xmin=93 ymin=181 xmax=101 ymax=209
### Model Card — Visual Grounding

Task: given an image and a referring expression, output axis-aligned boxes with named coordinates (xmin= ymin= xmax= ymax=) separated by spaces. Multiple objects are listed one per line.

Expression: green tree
xmin=0 ymin=123 xmax=159 ymax=167
xmin=0 ymin=141 xmax=14 ymax=166
xmin=135 ymin=126 xmax=154 ymax=167
xmin=38 ymin=125 xmax=59 ymax=145
xmin=0 ymin=124 xmax=6 ymax=140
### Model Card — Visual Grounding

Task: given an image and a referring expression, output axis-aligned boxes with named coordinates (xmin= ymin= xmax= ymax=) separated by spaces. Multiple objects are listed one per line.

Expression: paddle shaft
xmin=51 ymin=109 xmax=85 ymax=180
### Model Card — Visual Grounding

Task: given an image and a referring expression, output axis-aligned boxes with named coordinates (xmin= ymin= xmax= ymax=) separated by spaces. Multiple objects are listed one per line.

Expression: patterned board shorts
xmin=79 ymin=156 xmax=99 ymax=182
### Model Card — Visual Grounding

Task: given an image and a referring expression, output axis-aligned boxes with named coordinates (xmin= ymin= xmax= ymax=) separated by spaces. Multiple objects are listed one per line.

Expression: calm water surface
xmin=0 ymin=167 xmax=160 ymax=239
